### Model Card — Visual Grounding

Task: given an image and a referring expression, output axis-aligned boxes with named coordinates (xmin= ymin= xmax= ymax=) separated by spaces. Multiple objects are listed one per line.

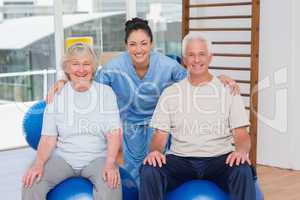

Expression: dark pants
xmin=139 ymin=153 xmax=255 ymax=200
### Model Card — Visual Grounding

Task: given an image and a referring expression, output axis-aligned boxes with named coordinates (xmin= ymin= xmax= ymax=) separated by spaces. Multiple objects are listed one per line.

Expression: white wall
xmin=257 ymin=0 xmax=300 ymax=170
xmin=0 ymin=102 xmax=35 ymax=150
xmin=290 ymin=0 xmax=300 ymax=170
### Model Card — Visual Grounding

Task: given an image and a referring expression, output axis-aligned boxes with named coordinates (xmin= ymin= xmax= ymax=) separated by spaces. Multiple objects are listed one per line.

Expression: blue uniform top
xmin=94 ymin=51 xmax=187 ymax=125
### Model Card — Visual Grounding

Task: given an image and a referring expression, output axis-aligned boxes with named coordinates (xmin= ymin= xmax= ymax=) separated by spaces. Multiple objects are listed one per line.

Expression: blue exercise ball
xmin=23 ymin=100 xmax=46 ymax=150
xmin=166 ymin=180 xmax=229 ymax=200
xmin=255 ymin=180 xmax=264 ymax=200
xmin=166 ymin=180 xmax=263 ymax=200
xmin=47 ymin=177 xmax=92 ymax=200
xmin=46 ymin=167 xmax=138 ymax=200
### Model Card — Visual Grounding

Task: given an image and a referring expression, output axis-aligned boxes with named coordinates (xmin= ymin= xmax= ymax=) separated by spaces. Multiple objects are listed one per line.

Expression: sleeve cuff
xmin=149 ymin=122 xmax=171 ymax=133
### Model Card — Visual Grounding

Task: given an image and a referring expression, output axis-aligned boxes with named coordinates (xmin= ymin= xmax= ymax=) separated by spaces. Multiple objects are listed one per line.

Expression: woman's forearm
xmin=35 ymin=135 xmax=57 ymax=166
xmin=106 ymin=129 xmax=121 ymax=165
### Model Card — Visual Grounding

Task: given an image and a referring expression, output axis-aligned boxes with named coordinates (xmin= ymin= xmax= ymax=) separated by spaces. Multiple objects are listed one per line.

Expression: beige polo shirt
xmin=150 ymin=76 xmax=249 ymax=157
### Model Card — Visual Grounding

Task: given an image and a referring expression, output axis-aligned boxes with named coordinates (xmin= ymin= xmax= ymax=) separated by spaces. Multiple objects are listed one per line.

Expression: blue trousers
xmin=122 ymin=123 xmax=154 ymax=186
xmin=140 ymin=153 xmax=256 ymax=200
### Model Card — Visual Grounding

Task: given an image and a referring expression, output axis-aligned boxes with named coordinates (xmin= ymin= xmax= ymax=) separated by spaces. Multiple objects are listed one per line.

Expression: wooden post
xmin=182 ymin=0 xmax=190 ymax=39
xmin=249 ymin=0 xmax=260 ymax=166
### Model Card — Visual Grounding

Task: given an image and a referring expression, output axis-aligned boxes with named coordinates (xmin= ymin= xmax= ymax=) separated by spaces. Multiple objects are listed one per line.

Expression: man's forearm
xmin=233 ymin=127 xmax=251 ymax=153
xmin=150 ymin=141 xmax=165 ymax=153
xmin=149 ymin=129 xmax=169 ymax=153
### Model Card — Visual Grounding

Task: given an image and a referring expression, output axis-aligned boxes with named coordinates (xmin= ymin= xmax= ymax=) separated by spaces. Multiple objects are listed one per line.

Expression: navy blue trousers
xmin=139 ymin=153 xmax=256 ymax=200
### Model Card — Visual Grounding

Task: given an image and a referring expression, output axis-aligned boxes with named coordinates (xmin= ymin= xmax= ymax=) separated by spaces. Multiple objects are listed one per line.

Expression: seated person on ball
xmin=140 ymin=32 xmax=256 ymax=200
xmin=22 ymin=43 xmax=122 ymax=200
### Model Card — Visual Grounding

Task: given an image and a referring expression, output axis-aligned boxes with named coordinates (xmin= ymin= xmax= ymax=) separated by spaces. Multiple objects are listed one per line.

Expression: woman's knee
xmin=93 ymin=181 xmax=122 ymax=200
xmin=22 ymin=181 xmax=49 ymax=200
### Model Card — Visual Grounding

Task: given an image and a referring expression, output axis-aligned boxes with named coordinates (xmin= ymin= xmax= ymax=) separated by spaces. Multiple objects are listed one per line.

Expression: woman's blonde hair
xmin=62 ymin=43 xmax=98 ymax=77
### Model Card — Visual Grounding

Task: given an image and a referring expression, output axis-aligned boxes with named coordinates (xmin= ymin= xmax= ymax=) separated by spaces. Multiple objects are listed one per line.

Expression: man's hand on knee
xmin=143 ymin=151 xmax=166 ymax=167
xmin=226 ymin=151 xmax=251 ymax=167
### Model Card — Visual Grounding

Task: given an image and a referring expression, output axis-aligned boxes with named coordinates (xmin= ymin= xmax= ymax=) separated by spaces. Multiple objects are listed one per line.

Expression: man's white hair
xmin=182 ymin=32 xmax=212 ymax=56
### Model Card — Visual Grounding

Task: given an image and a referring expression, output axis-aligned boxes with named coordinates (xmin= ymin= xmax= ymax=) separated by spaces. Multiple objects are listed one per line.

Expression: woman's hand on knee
xmin=22 ymin=162 xmax=44 ymax=188
xmin=143 ymin=151 xmax=166 ymax=168
xmin=102 ymin=163 xmax=120 ymax=189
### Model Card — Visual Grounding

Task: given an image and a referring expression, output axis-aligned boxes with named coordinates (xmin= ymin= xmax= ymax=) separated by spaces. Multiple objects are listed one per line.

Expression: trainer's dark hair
xmin=125 ymin=17 xmax=153 ymax=43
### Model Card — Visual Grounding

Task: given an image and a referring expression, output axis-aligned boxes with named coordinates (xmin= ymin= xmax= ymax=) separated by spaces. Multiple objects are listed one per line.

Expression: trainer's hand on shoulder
xmin=143 ymin=151 xmax=166 ymax=167
xmin=218 ymin=75 xmax=240 ymax=95
xmin=45 ymin=80 xmax=66 ymax=104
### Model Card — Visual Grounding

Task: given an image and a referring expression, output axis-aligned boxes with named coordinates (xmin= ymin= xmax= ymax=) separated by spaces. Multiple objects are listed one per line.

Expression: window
xmin=0 ymin=0 xmax=55 ymax=103
xmin=63 ymin=0 xmax=126 ymax=55
xmin=137 ymin=0 xmax=182 ymax=56
xmin=0 ymin=0 xmax=128 ymax=103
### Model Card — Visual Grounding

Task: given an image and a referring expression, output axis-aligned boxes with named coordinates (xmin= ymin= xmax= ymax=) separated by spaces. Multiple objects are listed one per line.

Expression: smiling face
xmin=183 ymin=39 xmax=212 ymax=78
xmin=65 ymin=55 xmax=94 ymax=91
xmin=126 ymin=29 xmax=152 ymax=68
xmin=63 ymin=43 xmax=96 ymax=92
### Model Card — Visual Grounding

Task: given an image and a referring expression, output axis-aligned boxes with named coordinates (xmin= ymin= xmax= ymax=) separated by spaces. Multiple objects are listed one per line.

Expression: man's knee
xmin=231 ymin=164 xmax=254 ymax=180
xmin=140 ymin=165 xmax=161 ymax=181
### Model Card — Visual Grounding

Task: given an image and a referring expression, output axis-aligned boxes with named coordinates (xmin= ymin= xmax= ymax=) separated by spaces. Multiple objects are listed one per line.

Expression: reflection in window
xmin=137 ymin=0 xmax=182 ymax=56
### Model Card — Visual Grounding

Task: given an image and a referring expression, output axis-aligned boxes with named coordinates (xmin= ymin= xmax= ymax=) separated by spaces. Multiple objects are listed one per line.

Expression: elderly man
xmin=139 ymin=32 xmax=256 ymax=200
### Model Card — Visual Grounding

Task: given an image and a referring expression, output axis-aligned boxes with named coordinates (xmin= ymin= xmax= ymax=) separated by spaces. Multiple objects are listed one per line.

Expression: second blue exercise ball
xmin=255 ymin=180 xmax=264 ymax=200
xmin=166 ymin=180 xmax=229 ymax=200
xmin=22 ymin=100 xmax=46 ymax=150
xmin=166 ymin=179 xmax=263 ymax=200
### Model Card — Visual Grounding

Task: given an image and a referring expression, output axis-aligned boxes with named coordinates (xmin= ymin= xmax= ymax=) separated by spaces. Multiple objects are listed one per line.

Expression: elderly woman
xmin=22 ymin=43 xmax=122 ymax=200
